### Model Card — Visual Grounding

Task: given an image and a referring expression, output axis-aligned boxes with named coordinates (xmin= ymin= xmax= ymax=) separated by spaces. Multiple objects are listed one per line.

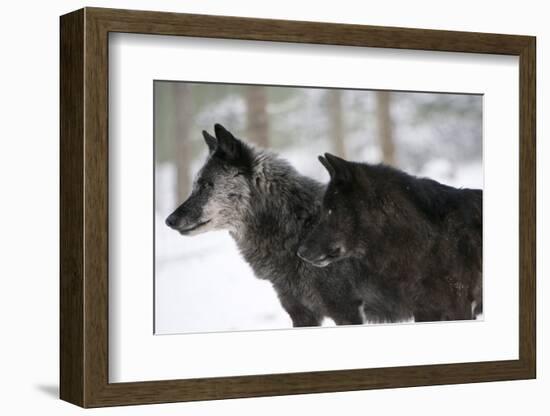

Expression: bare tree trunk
xmin=172 ymin=83 xmax=193 ymax=203
xmin=376 ymin=90 xmax=395 ymax=166
xmin=245 ymin=86 xmax=269 ymax=147
xmin=327 ymin=90 xmax=346 ymax=158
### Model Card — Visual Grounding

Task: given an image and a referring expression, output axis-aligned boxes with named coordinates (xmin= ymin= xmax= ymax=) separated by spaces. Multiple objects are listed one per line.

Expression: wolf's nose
xmin=296 ymin=245 xmax=308 ymax=260
xmin=165 ymin=214 xmax=178 ymax=228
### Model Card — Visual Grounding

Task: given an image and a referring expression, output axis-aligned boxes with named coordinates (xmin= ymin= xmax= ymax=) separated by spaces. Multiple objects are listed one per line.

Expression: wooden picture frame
xmin=60 ymin=7 xmax=536 ymax=408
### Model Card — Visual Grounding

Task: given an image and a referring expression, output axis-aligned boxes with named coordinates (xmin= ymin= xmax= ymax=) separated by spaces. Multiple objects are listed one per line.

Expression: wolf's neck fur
xmin=230 ymin=149 xmax=323 ymax=257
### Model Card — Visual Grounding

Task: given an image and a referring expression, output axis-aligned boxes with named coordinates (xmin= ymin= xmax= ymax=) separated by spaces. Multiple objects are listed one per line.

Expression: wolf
xmin=165 ymin=124 xmax=411 ymax=327
xmin=297 ymin=153 xmax=483 ymax=322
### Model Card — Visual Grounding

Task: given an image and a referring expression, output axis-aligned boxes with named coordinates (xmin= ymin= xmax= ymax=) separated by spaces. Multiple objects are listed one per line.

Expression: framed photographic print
xmin=60 ymin=7 xmax=536 ymax=408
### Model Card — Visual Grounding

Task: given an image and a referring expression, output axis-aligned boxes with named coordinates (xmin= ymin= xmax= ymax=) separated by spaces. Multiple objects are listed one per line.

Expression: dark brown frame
xmin=60 ymin=7 xmax=536 ymax=408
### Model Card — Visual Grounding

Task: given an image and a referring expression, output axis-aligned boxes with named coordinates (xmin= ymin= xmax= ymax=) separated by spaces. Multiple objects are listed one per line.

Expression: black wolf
xmin=297 ymin=153 xmax=482 ymax=322
xmin=165 ymin=125 xmax=410 ymax=327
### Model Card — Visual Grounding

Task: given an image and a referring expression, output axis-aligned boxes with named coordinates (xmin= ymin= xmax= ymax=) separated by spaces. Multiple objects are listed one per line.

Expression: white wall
xmin=0 ymin=0 xmax=546 ymax=414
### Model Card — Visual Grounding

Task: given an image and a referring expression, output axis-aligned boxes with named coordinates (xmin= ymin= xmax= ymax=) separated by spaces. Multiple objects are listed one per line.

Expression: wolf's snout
xmin=297 ymin=244 xmax=322 ymax=263
xmin=165 ymin=213 xmax=179 ymax=228
xmin=297 ymin=241 xmax=344 ymax=267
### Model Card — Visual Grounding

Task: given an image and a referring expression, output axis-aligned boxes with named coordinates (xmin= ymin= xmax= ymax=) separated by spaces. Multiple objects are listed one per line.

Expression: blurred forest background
xmin=155 ymin=82 xmax=482 ymax=208
xmin=154 ymin=82 xmax=483 ymax=335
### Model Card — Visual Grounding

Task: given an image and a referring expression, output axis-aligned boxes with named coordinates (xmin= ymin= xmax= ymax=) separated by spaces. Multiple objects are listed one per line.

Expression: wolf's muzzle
xmin=297 ymin=243 xmax=344 ymax=267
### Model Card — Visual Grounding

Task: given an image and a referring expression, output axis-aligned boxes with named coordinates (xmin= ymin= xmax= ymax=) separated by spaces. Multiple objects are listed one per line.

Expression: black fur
xmin=299 ymin=153 xmax=482 ymax=322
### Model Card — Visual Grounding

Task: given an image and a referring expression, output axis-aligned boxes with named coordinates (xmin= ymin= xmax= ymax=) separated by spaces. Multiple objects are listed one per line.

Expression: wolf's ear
xmin=323 ymin=153 xmax=352 ymax=181
xmin=214 ymin=123 xmax=242 ymax=160
xmin=318 ymin=155 xmax=335 ymax=178
xmin=202 ymin=130 xmax=217 ymax=153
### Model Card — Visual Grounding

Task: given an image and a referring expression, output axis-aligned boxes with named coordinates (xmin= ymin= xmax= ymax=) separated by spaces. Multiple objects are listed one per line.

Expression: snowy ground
xmin=154 ymin=159 xmax=482 ymax=335
xmin=155 ymin=226 xmax=292 ymax=334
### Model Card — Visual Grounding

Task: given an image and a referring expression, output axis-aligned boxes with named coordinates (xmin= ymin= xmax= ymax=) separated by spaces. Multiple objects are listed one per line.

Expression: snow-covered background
xmin=154 ymin=83 xmax=483 ymax=335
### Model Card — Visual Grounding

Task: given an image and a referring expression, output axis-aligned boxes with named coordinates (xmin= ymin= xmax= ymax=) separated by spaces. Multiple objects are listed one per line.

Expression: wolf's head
xmin=298 ymin=153 xmax=370 ymax=267
xmin=165 ymin=124 xmax=254 ymax=236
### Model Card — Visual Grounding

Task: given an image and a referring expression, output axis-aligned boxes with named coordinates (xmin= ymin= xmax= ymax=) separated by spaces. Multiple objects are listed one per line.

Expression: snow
xmin=155 ymin=224 xmax=291 ymax=334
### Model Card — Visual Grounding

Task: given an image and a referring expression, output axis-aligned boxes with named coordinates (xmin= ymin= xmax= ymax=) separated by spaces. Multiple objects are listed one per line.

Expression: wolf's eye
xmin=199 ymin=180 xmax=213 ymax=189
